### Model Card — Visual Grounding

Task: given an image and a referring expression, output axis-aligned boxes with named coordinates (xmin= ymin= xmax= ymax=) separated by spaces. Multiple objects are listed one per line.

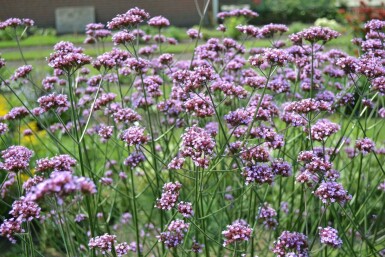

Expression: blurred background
xmin=1 ymin=0 xmax=385 ymax=33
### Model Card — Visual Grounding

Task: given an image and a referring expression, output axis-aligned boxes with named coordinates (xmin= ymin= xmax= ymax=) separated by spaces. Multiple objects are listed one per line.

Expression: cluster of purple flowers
xmin=107 ymin=7 xmax=150 ymax=29
xmin=35 ymin=154 xmax=76 ymax=173
xmin=0 ymin=18 xmax=34 ymax=29
xmin=120 ymin=126 xmax=148 ymax=146
xmin=0 ymin=145 xmax=33 ymax=172
xmin=217 ymin=9 xmax=258 ymax=19
xmin=314 ymin=181 xmax=352 ymax=204
xmin=179 ymin=126 xmax=215 ymax=168
xmin=11 ymin=65 xmax=32 ymax=80
xmin=25 ymin=171 xmax=97 ymax=204
xmin=258 ymin=203 xmax=278 ymax=229
xmin=48 ymin=41 xmax=91 ymax=71
xmin=157 ymin=219 xmax=190 ymax=248
xmin=222 ymin=220 xmax=253 ymax=246
xmin=319 ymin=226 xmax=343 ymax=248
xmin=272 ymin=231 xmax=309 ymax=256
xmin=155 ymin=181 xmax=182 ymax=210
xmin=36 ymin=93 xmax=70 ymax=114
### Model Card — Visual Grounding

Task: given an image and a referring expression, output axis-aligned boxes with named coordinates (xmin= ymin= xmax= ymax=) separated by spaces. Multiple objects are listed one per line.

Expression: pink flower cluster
xmin=157 ymin=219 xmax=190 ymax=248
xmin=155 ymin=181 xmax=182 ymax=210
xmin=25 ymin=171 xmax=97 ymax=204
xmin=222 ymin=220 xmax=253 ymax=246
xmin=180 ymin=126 xmax=215 ymax=168
xmin=272 ymin=231 xmax=309 ymax=257
xmin=319 ymin=226 xmax=343 ymax=248
xmin=0 ymin=145 xmax=33 ymax=172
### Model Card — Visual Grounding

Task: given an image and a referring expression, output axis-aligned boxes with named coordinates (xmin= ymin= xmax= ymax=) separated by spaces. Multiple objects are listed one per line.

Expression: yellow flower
xmin=0 ymin=95 xmax=9 ymax=117
xmin=20 ymin=121 xmax=47 ymax=146
xmin=19 ymin=169 xmax=35 ymax=183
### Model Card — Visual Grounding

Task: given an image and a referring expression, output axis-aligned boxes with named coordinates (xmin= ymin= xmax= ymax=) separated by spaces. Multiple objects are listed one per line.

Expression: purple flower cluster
xmin=180 ymin=126 xmax=215 ymax=168
xmin=0 ymin=18 xmax=34 ymax=29
xmin=314 ymin=181 xmax=351 ymax=204
xmin=36 ymin=93 xmax=69 ymax=114
xmin=148 ymin=16 xmax=170 ymax=28
xmin=217 ymin=9 xmax=258 ymax=19
xmin=112 ymin=30 xmax=136 ymax=45
xmin=107 ymin=7 xmax=150 ymax=29
xmin=25 ymin=171 xmax=97 ymax=204
xmin=177 ymin=201 xmax=194 ymax=218
xmin=258 ymin=203 xmax=278 ymax=229
xmin=289 ymin=26 xmax=340 ymax=44
xmin=272 ymin=231 xmax=309 ymax=257
xmin=112 ymin=107 xmax=141 ymax=123
xmin=222 ymin=220 xmax=253 ymax=246
xmin=85 ymin=23 xmax=111 ymax=43
xmin=184 ymin=93 xmax=214 ymax=117
xmin=35 ymin=154 xmax=76 ymax=173
xmin=120 ymin=126 xmax=148 ymax=146
xmin=11 ymin=65 xmax=32 ymax=80
xmin=48 ymin=41 xmax=91 ymax=71
xmin=4 ymin=106 xmax=29 ymax=120
xmin=155 ymin=181 xmax=182 ymax=210
xmin=0 ymin=145 xmax=33 ymax=172
xmin=0 ymin=218 xmax=24 ymax=244
xmin=319 ymin=226 xmax=343 ymax=248
xmin=355 ymin=137 xmax=375 ymax=155
xmin=89 ymin=234 xmax=117 ymax=254
xmin=157 ymin=219 xmax=190 ymax=248
xmin=187 ymin=28 xmax=202 ymax=39
xmin=306 ymin=119 xmax=340 ymax=141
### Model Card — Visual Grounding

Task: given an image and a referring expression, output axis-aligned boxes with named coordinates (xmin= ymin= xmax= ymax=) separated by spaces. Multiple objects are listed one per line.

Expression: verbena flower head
xmin=0 ymin=218 xmax=24 ymax=243
xmin=242 ymin=164 xmax=274 ymax=185
xmin=11 ymin=65 xmax=32 ymax=80
xmin=89 ymin=234 xmax=117 ymax=254
xmin=365 ymin=19 xmax=385 ymax=31
xmin=157 ymin=219 xmax=190 ymax=248
xmin=9 ymin=197 xmax=41 ymax=222
xmin=306 ymin=119 xmax=340 ymax=141
xmin=289 ymin=26 xmax=340 ymax=44
xmin=184 ymin=93 xmax=214 ymax=118
xmin=0 ymin=122 xmax=9 ymax=135
xmin=1 ymin=145 xmax=33 ymax=172
xmin=25 ymin=171 xmax=97 ymax=204
xmin=258 ymin=203 xmax=278 ymax=229
xmin=35 ymin=154 xmax=76 ymax=173
xmin=37 ymin=93 xmax=69 ymax=114
xmin=272 ymin=231 xmax=309 ymax=257
xmin=355 ymin=137 xmax=375 ymax=155
xmin=187 ymin=28 xmax=202 ymax=39
xmin=107 ymin=7 xmax=150 ymax=29
xmin=0 ymin=18 xmax=34 ymax=29
xmin=180 ymin=126 xmax=215 ymax=168
xmin=155 ymin=181 xmax=182 ymax=210
xmin=93 ymin=48 xmax=130 ymax=70
xmin=217 ymin=9 xmax=258 ymax=19
xmin=112 ymin=30 xmax=136 ymax=45
xmin=259 ymin=23 xmax=288 ymax=38
xmin=148 ymin=16 xmax=170 ymax=28
xmin=314 ymin=181 xmax=351 ymax=204
xmin=48 ymin=41 xmax=91 ymax=71
xmin=222 ymin=220 xmax=253 ymax=246
xmin=249 ymin=48 xmax=291 ymax=67
xmin=177 ymin=201 xmax=194 ymax=218
xmin=319 ymin=226 xmax=343 ymax=248
xmin=120 ymin=126 xmax=148 ymax=146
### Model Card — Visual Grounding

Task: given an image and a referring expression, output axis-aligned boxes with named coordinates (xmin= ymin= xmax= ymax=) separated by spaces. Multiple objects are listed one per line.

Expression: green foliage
xmin=224 ymin=16 xmax=247 ymax=39
xmin=254 ymin=0 xmax=340 ymax=24
xmin=288 ymin=22 xmax=310 ymax=33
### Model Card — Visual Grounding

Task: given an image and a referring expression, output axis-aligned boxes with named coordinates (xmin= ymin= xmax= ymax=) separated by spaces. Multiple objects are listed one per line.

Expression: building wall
xmin=0 ymin=0 xmax=207 ymax=28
